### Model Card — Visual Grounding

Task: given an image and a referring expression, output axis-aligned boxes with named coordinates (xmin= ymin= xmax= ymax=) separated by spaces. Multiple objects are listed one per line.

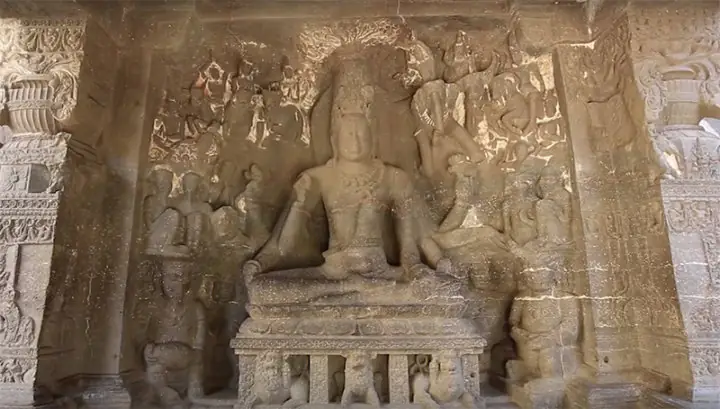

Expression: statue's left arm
xmin=390 ymin=169 xmax=424 ymax=269
xmin=193 ymin=302 xmax=206 ymax=352
xmin=443 ymin=117 xmax=485 ymax=163
xmin=559 ymin=296 xmax=581 ymax=345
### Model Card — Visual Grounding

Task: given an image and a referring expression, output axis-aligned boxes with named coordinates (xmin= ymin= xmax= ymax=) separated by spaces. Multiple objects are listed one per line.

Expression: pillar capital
xmin=0 ymin=18 xmax=86 ymax=128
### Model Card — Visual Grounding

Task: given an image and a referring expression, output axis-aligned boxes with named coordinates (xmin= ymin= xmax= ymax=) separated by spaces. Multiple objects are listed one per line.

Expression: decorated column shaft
xmin=0 ymin=17 xmax=117 ymax=407
xmin=631 ymin=4 xmax=720 ymax=403
xmin=555 ymin=14 xmax=687 ymax=408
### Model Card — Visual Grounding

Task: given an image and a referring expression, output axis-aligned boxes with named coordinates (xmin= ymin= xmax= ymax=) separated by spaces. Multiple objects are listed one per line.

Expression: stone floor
xmin=128 ymin=385 xmax=519 ymax=409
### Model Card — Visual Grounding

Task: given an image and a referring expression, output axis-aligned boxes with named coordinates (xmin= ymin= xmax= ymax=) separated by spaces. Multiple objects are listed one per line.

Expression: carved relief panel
xmin=135 ymin=16 xmax=579 ymax=409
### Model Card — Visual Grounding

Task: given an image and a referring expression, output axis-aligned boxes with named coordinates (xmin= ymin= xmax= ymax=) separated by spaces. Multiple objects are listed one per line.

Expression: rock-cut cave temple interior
xmin=3 ymin=0 xmax=720 ymax=408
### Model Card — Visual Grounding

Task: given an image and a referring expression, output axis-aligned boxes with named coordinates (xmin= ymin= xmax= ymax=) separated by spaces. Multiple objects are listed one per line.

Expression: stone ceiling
xmin=0 ymin=0 xmax=616 ymax=20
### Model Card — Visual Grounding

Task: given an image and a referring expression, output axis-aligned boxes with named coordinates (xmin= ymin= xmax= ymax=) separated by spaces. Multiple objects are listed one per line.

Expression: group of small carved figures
xmin=141 ymin=163 xmax=267 ymax=408
xmin=249 ymin=352 xmax=476 ymax=409
xmin=139 ymin=26 xmax=580 ymax=409
xmin=150 ymin=51 xmax=317 ymax=172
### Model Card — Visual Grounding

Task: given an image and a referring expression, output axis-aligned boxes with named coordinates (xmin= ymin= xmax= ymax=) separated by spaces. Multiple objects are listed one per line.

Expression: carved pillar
xmin=630 ymin=3 xmax=720 ymax=404
xmin=309 ymin=355 xmax=329 ymax=404
xmin=0 ymin=17 xmax=126 ymax=408
xmin=463 ymin=354 xmax=481 ymax=400
xmin=555 ymin=16 xmax=672 ymax=408
xmin=234 ymin=355 xmax=255 ymax=409
xmin=388 ymin=354 xmax=409 ymax=403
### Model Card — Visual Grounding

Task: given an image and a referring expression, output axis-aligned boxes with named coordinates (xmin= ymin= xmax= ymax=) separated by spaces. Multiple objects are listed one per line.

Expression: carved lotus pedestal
xmin=229 ymin=303 xmax=487 ymax=409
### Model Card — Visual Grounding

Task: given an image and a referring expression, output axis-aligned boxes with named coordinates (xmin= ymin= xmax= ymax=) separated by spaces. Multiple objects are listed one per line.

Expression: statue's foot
xmin=188 ymin=386 xmax=204 ymax=400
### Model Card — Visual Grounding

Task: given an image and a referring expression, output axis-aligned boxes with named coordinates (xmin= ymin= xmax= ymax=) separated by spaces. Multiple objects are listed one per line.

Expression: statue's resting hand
xmin=436 ymin=258 xmax=468 ymax=281
xmin=242 ymin=260 xmax=262 ymax=283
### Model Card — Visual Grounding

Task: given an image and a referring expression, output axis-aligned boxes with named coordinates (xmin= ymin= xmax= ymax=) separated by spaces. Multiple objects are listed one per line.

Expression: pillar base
xmin=0 ymin=403 xmax=61 ymax=409
xmin=0 ymin=383 xmax=57 ymax=408
xmin=79 ymin=374 xmax=131 ymax=409
xmin=644 ymin=391 xmax=720 ymax=409
xmin=566 ymin=378 xmax=642 ymax=409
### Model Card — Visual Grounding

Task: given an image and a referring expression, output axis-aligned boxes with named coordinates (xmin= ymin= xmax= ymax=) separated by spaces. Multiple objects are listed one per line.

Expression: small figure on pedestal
xmin=143 ymin=257 xmax=206 ymax=408
xmin=506 ymin=266 xmax=581 ymax=409
xmin=412 ymin=351 xmax=480 ymax=409
xmin=251 ymin=351 xmax=309 ymax=408
xmin=341 ymin=351 xmax=381 ymax=407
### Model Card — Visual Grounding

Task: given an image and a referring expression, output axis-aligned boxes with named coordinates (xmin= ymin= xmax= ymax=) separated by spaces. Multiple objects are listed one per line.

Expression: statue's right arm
xmin=192 ymin=303 xmax=207 ymax=353
xmin=444 ymin=117 xmax=485 ymax=163
xmin=438 ymin=197 xmax=469 ymax=233
xmin=278 ymin=172 xmax=320 ymax=253
xmin=414 ymin=128 xmax=435 ymax=178
xmin=509 ymin=299 xmax=523 ymax=326
xmin=247 ymin=171 xmax=322 ymax=274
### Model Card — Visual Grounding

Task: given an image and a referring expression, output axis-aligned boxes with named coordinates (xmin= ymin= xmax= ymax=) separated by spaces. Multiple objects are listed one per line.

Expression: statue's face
xmin=162 ymin=276 xmax=186 ymax=299
xmin=155 ymin=170 xmax=173 ymax=194
xmin=337 ymin=116 xmax=373 ymax=162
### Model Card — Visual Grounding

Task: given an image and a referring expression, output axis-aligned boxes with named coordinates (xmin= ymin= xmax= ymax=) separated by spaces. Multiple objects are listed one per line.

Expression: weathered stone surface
xmin=1 ymin=1 xmax=720 ymax=409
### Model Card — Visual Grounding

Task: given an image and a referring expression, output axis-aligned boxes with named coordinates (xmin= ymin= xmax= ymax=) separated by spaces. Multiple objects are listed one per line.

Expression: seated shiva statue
xmin=241 ymin=112 xmax=462 ymax=307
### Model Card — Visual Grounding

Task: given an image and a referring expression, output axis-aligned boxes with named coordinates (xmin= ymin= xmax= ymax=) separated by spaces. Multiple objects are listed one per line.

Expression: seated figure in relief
xmin=242 ymin=112 xmax=460 ymax=306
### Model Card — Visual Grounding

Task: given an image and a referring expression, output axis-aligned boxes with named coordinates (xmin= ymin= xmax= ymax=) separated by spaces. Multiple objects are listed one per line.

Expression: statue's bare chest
xmin=320 ymin=171 xmax=391 ymax=209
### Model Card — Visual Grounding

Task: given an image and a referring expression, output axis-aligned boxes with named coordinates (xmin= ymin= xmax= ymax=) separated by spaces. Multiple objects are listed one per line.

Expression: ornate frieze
xmin=0 ymin=358 xmax=34 ymax=383
xmin=663 ymin=195 xmax=720 ymax=287
xmin=0 ymin=217 xmax=55 ymax=245
xmin=688 ymin=341 xmax=720 ymax=378
xmin=0 ymin=246 xmax=35 ymax=348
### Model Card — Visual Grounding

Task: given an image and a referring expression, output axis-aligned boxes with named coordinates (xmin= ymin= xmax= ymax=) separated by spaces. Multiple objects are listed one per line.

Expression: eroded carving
xmin=582 ymin=23 xmax=636 ymax=155
xmin=251 ymin=351 xmax=309 ymax=408
xmin=412 ymin=351 xmax=477 ymax=409
xmin=143 ymin=257 xmax=206 ymax=407
xmin=0 ymin=358 xmax=34 ymax=383
xmin=506 ymin=266 xmax=581 ymax=408
xmin=341 ymin=351 xmax=380 ymax=407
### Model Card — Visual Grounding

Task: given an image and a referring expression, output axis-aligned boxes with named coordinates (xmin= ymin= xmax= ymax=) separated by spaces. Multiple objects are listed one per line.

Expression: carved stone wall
xmin=126 ymin=6 xmax=586 ymax=409
xmin=555 ymin=15 xmax=686 ymax=407
xmin=4 ymin=1 xmax=720 ymax=409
